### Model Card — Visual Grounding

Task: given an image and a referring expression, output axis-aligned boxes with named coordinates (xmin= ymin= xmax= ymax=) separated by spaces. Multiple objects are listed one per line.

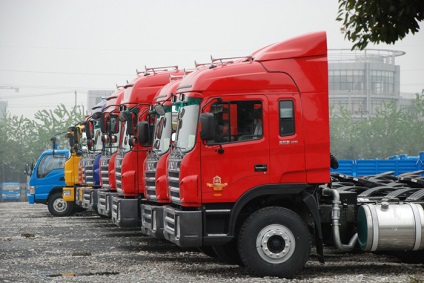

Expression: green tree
xmin=331 ymin=95 xmax=424 ymax=159
xmin=30 ymin=104 xmax=85 ymax=156
xmin=0 ymin=104 xmax=85 ymax=183
xmin=337 ymin=0 xmax=424 ymax=49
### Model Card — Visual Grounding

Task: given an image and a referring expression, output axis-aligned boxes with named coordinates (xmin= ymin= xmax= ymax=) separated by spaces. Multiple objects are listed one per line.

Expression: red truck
xmin=111 ymin=67 xmax=184 ymax=227
xmin=160 ymin=31 xmax=330 ymax=277
xmin=159 ymin=31 xmax=424 ymax=278
xmin=141 ymin=77 xmax=183 ymax=237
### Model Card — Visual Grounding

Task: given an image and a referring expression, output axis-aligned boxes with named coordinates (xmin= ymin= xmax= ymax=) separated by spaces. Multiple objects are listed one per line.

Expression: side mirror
xmin=110 ymin=115 xmax=119 ymax=134
xmin=119 ymin=110 xmax=134 ymax=123
xmin=127 ymin=115 xmax=136 ymax=136
xmin=85 ymin=121 xmax=93 ymax=140
xmin=148 ymin=124 xmax=154 ymax=145
xmin=67 ymin=133 xmax=75 ymax=148
xmin=24 ymin=164 xmax=30 ymax=176
xmin=99 ymin=113 xmax=107 ymax=133
xmin=200 ymin=113 xmax=215 ymax=140
xmin=91 ymin=111 xmax=102 ymax=120
xmin=50 ymin=137 xmax=58 ymax=153
xmin=155 ymin=105 xmax=166 ymax=116
xmin=136 ymin=121 xmax=149 ymax=145
xmin=87 ymin=139 xmax=94 ymax=151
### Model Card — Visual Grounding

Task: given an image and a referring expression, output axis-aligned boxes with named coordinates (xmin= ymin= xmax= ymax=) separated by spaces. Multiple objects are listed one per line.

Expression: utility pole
xmin=74 ymin=90 xmax=77 ymax=107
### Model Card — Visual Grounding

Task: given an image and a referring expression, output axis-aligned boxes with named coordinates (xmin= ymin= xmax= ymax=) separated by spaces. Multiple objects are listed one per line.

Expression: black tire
xmin=48 ymin=192 xmax=74 ymax=217
xmin=238 ymin=206 xmax=310 ymax=278
xmin=212 ymin=239 xmax=244 ymax=266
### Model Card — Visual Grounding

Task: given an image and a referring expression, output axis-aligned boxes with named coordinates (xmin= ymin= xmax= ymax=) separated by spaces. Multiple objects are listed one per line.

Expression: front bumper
xmin=163 ymin=205 xmax=202 ymax=247
xmin=141 ymin=204 xmax=165 ymax=238
xmin=97 ymin=190 xmax=116 ymax=217
xmin=111 ymin=196 xmax=140 ymax=228
xmin=75 ymin=187 xmax=83 ymax=206
xmin=27 ymin=195 xmax=35 ymax=204
xmin=81 ymin=188 xmax=97 ymax=210
xmin=2 ymin=195 xmax=20 ymax=201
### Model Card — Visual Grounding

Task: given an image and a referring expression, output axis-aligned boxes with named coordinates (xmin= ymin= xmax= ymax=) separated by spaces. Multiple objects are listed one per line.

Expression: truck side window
xmin=279 ymin=100 xmax=294 ymax=136
xmin=210 ymin=100 xmax=262 ymax=143
xmin=37 ymin=155 xmax=67 ymax=178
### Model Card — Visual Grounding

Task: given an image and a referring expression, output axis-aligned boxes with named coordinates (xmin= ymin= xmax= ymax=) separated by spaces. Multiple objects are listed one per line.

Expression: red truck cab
xmin=111 ymin=67 xmax=185 ymax=227
xmin=141 ymin=77 xmax=183 ymax=237
xmin=94 ymin=89 xmax=125 ymax=217
xmin=162 ymin=32 xmax=329 ymax=278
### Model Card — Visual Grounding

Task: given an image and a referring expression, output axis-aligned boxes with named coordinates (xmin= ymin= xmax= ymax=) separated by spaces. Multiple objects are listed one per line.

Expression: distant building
xmin=328 ymin=49 xmax=414 ymax=117
xmin=86 ymin=90 xmax=113 ymax=114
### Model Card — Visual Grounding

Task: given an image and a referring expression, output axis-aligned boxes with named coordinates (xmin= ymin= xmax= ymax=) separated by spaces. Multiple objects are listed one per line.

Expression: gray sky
xmin=1 ymin=0 xmax=423 ymax=119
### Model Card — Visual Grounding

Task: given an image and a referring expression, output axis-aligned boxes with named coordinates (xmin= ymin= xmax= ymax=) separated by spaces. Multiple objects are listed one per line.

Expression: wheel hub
xmin=256 ymin=224 xmax=296 ymax=263
xmin=53 ymin=198 xmax=67 ymax=213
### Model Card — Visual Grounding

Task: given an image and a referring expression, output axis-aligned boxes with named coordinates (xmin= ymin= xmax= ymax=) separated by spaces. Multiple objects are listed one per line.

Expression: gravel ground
xmin=0 ymin=202 xmax=423 ymax=283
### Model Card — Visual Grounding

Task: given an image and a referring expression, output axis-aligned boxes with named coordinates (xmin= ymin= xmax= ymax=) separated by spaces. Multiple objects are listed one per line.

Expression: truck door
xmin=32 ymin=153 xmax=67 ymax=201
xmin=269 ymin=95 xmax=306 ymax=183
xmin=200 ymin=96 xmax=270 ymax=202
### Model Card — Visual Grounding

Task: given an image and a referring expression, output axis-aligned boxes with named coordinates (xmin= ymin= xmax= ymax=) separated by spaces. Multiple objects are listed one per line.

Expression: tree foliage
xmin=337 ymin=0 xmax=424 ymax=49
xmin=331 ymin=94 xmax=424 ymax=159
xmin=0 ymin=104 xmax=85 ymax=183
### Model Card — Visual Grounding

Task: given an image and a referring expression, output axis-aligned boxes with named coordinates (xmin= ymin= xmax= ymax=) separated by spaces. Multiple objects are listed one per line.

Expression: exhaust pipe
xmin=322 ymin=188 xmax=358 ymax=251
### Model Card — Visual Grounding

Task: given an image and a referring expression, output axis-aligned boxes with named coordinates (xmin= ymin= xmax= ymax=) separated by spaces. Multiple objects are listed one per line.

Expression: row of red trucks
xmin=31 ymin=31 xmax=424 ymax=278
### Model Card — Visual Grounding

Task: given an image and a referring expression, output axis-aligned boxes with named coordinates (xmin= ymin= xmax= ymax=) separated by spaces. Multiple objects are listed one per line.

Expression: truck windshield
xmin=121 ymin=118 xmax=131 ymax=153
xmin=152 ymin=111 xmax=172 ymax=155
xmin=174 ymin=100 xmax=200 ymax=152
xmin=36 ymin=154 xmax=67 ymax=178
xmin=110 ymin=114 xmax=120 ymax=149
xmin=92 ymin=127 xmax=103 ymax=151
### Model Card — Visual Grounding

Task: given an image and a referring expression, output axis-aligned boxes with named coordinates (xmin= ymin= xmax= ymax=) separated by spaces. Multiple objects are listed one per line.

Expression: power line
xmin=0 ymin=68 xmax=133 ymax=77
xmin=0 ymin=84 xmax=112 ymax=91
xmin=0 ymin=91 xmax=76 ymax=99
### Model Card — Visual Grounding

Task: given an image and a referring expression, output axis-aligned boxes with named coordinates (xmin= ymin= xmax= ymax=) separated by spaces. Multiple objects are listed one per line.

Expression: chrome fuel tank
xmin=357 ymin=203 xmax=424 ymax=251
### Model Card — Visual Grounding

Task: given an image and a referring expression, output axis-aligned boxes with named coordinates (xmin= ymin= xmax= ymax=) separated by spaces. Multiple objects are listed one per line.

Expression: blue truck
xmin=27 ymin=147 xmax=72 ymax=216
xmin=331 ymin=151 xmax=424 ymax=176
xmin=1 ymin=182 xmax=21 ymax=201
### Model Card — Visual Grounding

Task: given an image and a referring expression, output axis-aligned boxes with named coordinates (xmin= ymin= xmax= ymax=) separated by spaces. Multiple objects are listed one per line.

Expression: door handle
xmin=60 ymin=177 xmax=65 ymax=181
xmin=254 ymin=164 xmax=267 ymax=172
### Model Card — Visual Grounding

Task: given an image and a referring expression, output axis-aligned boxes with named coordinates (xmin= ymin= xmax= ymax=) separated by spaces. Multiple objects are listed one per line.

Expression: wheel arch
xmin=228 ymin=184 xmax=324 ymax=262
xmin=48 ymin=187 xmax=64 ymax=202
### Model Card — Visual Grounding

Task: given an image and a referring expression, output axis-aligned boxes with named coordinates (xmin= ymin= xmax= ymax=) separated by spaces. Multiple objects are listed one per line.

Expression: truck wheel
xmin=48 ymin=192 xmax=74 ymax=217
xmin=238 ymin=206 xmax=310 ymax=278
xmin=212 ymin=239 xmax=243 ymax=266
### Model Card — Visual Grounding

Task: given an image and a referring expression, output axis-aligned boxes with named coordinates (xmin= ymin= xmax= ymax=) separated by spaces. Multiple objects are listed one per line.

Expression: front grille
xmin=167 ymin=154 xmax=181 ymax=204
xmin=84 ymin=153 xmax=95 ymax=186
xmin=141 ymin=205 xmax=152 ymax=228
xmin=98 ymin=193 xmax=107 ymax=211
xmin=115 ymin=155 xmax=123 ymax=194
xmin=101 ymin=156 xmax=110 ymax=189
xmin=163 ymin=208 xmax=176 ymax=237
xmin=145 ymin=155 xmax=158 ymax=200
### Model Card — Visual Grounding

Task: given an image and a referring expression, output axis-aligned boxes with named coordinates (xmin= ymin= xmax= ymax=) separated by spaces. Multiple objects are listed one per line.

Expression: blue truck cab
xmin=28 ymin=149 xmax=71 ymax=215
xmin=1 ymin=182 xmax=21 ymax=201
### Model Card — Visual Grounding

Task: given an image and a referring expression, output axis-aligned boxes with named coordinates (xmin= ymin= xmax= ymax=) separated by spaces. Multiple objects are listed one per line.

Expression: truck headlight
xmin=29 ymin=186 xmax=35 ymax=194
xmin=63 ymin=190 xmax=72 ymax=197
